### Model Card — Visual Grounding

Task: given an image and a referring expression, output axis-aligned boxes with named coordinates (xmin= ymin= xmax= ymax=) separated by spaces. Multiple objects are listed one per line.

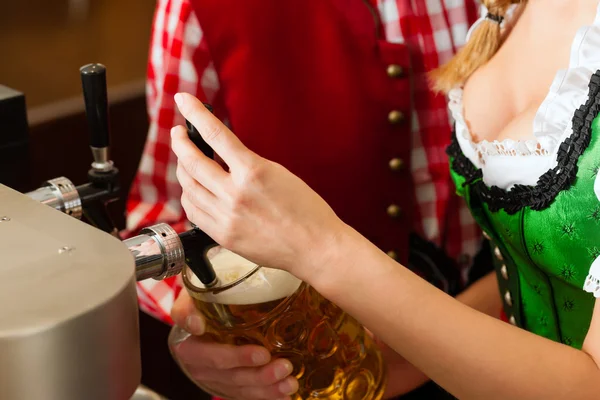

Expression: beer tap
xmin=25 ymin=63 xmax=120 ymax=237
xmin=124 ymin=113 xmax=220 ymax=285
xmin=78 ymin=63 xmax=121 ymax=237
xmin=24 ymin=63 xmax=219 ymax=285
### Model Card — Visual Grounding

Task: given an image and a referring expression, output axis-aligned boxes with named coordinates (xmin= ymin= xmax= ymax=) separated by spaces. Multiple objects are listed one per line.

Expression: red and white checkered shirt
xmin=126 ymin=0 xmax=482 ymax=324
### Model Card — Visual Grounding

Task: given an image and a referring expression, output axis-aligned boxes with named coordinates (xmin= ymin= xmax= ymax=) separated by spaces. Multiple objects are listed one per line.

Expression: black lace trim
xmin=447 ymin=71 xmax=600 ymax=215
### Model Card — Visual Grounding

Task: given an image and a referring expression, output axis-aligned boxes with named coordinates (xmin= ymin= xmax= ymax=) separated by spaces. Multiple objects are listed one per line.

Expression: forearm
xmin=316 ymin=227 xmax=600 ymax=400
xmin=381 ymin=270 xmax=501 ymax=398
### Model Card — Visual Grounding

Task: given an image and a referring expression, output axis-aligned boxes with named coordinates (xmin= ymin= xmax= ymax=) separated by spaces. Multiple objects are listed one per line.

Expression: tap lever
xmin=185 ymin=103 xmax=214 ymax=158
xmin=179 ymin=227 xmax=218 ymax=286
xmin=80 ymin=63 xmax=114 ymax=172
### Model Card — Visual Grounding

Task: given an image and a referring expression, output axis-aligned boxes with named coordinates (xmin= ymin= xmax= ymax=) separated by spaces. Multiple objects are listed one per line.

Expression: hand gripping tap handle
xmin=182 ymin=103 xmax=219 ymax=287
xmin=80 ymin=63 xmax=114 ymax=172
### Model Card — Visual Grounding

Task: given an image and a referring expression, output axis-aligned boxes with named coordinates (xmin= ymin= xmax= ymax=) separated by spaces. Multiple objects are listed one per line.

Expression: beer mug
xmin=176 ymin=245 xmax=387 ymax=399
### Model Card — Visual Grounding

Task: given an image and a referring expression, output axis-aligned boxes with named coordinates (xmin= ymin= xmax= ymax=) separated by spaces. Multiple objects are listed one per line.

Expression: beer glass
xmin=179 ymin=245 xmax=387 ymax=400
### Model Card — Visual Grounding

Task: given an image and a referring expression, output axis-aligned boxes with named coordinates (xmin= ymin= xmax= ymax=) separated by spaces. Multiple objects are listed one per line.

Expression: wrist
xmin=303 ymin=223 xmax=365 ymax=295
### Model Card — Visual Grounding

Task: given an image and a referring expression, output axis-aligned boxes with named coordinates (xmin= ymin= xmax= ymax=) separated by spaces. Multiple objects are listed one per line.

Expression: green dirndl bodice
xmin=449 ymin=72 xmax=600 ymax=349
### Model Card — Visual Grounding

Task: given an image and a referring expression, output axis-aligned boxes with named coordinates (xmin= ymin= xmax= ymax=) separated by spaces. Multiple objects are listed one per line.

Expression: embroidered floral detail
xmin=563 ymin=298 xmax=575 ymax=312
xmin=538 ymin=314 xmax=549 ymax=327
xmin=532 ymin=241 xmax=545 ymax=255
xmin=588 ymin=246 xmax=600 ymax=260
xmin=588 ymin=205 xmax=600 ymax=222
xmin=588 ymin=162 xmax=600 ymax=178
xmin=562 ymin=336 xmax=573 ymax=346
xmin=560 ymin=223 xmax=576 ymax=238
xmin=474 ymin=141 xmax=549 ymax=165
xmin=532 ymin=283 xmax=543 ymax=295
xmin=447 ymin=72 xmax=600 ymax=214
xmin=560 ymin=264 xmax=577 ymax=281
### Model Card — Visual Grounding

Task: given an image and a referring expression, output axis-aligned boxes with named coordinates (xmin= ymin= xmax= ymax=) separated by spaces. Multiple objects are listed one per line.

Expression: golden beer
xmin=182 ymin=247 xmax=387 ymax=400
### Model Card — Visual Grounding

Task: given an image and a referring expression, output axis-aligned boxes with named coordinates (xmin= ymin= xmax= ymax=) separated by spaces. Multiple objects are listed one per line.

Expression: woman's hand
xmin=170 ymin=92 xmax=349 ymax=283
xmin=169 ymin=290 xmax=298 ymax=399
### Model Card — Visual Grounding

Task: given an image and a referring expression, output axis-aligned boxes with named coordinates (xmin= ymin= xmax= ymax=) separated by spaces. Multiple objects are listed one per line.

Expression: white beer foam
xmin=189 ymin=248 xmax=302 ymax=305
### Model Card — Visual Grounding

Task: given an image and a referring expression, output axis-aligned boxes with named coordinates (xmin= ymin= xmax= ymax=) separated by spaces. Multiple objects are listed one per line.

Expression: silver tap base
xmin=126 ymin=223 xmax=186 ymax=281
xmin=0 ymin=184 xmax=140 ymax=400
xmin=125 ymin=233 xmax=167 ymax=281
xmin=25 ymin=177 xmax=82 ymax=219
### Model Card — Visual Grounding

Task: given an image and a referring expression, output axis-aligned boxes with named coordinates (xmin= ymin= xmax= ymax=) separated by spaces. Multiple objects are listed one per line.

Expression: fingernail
xmin=174 ymin=93 xmax=184 ymax=108
xmin=184 ymin=315 xmax=204 ymax=335
xmin=278 ymin=377 xmax=298 ymax=395
xmin=251 ymin=350 xmax=269 ymax=365
xmin=274 ymin=360 xmax=293 ymax=380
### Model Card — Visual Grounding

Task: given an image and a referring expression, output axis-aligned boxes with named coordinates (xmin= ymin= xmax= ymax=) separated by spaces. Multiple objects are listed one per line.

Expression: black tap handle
xmin=202 ymin=103 xmax=214 ymax=114
xmin=80 ymin=63 xmax=110 ymax=149
xmin=185 ymin=103 xmax=214 ymax=158
xmin=179 ymin=228 xmax=218 ymax=285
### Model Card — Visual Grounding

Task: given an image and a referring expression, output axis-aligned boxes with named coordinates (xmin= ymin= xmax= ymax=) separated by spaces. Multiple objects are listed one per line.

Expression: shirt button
xmin=386 ymin=64 xmax=404 ymax=78
xmin=389 ymin=158 xmax=405 ymax=171
xmin=387 ymin=204 xmax=402 ymax=218
xmin=500 ymin=264 xmax=509 ymax=280
xmin=494 ymin=246 xmax=504 ymax=261
xmin=387 ymin=250 xmax=399 ymax=260
xmin=509 ymin=315 xmax=517 ymax=326
xmin=388 ymin=110 xmax=405 ymax=124
xmin=504 ymin=290 xmax=513 ymax=307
